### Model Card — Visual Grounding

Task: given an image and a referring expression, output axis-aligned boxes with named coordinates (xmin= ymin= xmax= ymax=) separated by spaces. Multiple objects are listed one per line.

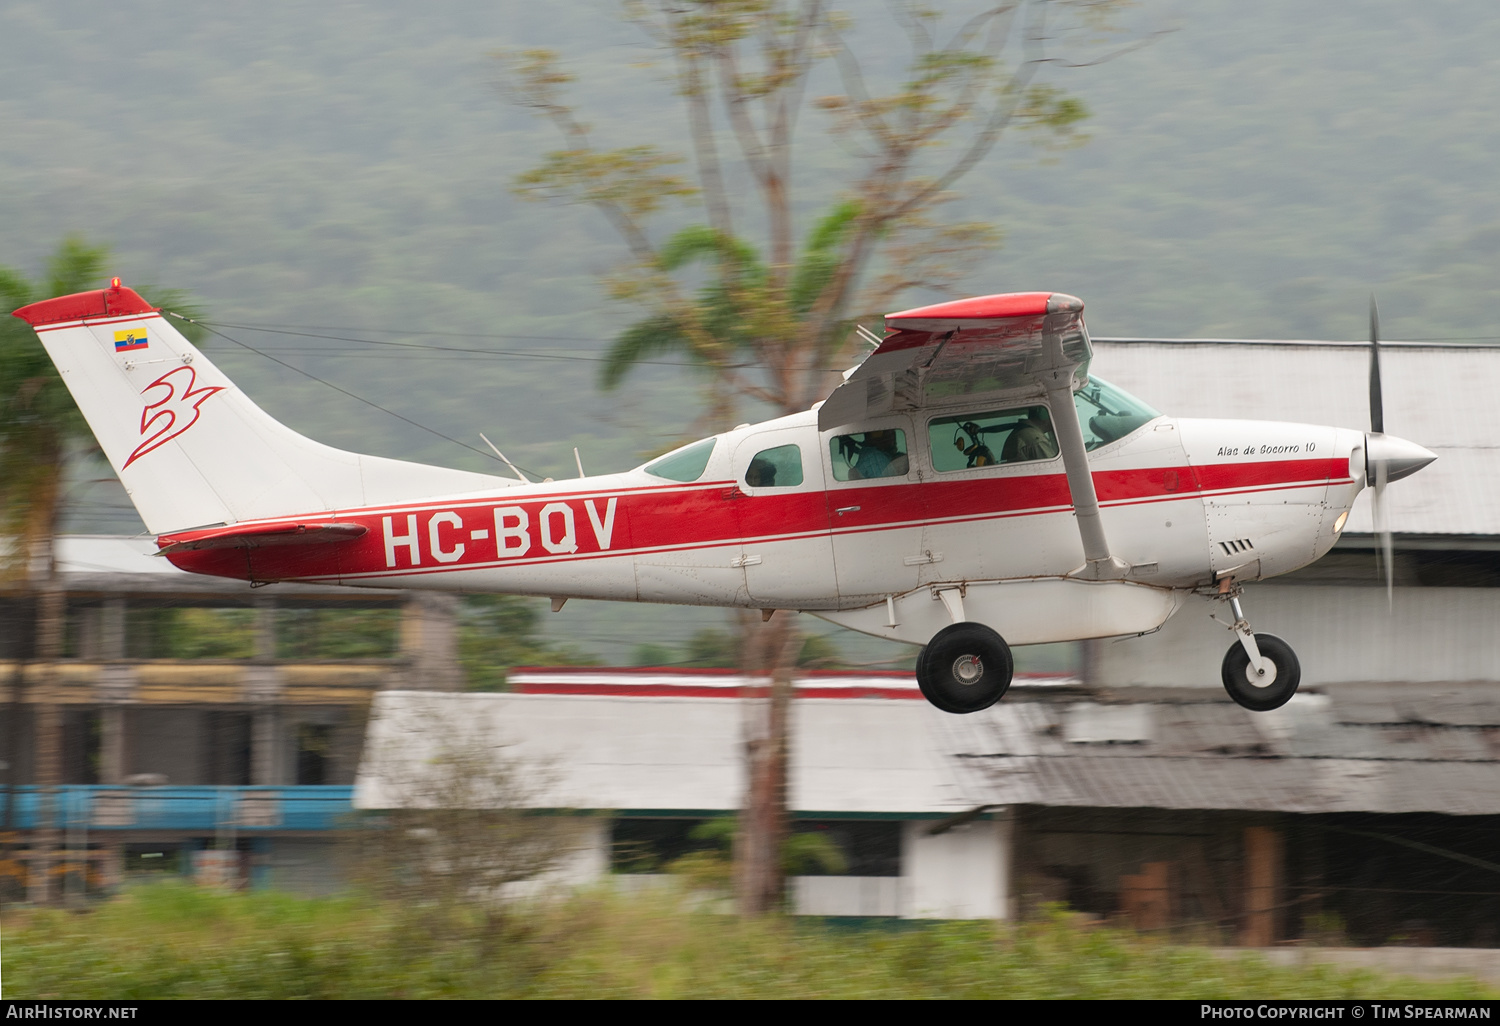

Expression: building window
xmin=791 ymin=821 xmax=901 ymax=876
xmin=610 ymin=818 xmax=726 ymax=873
xmin=295 ymin=723 xmax=334 ymax=785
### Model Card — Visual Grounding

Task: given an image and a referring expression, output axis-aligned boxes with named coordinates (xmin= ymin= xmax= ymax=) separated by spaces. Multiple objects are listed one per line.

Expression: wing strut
xmin=1040 ymin=330 xmax=1129 ymax=581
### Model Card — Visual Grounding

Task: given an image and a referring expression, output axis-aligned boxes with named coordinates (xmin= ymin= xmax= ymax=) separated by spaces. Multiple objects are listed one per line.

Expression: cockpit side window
xmin=745 ymin=444 xmax=804 ymax=488
xmin=643 ymin=438 xmax=717 ymax=482
xmin=928 ymin=408 xmax=1059 ymax=471
xmin=829 ymin=429 xmax=908 ymax=482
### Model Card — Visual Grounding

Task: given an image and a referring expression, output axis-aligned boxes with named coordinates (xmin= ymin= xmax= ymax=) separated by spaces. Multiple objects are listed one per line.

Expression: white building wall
xmin=518 ymin=818 xmax=1014 ymax=921
xmin=502 ymin=817 xmax=611 ymax=902
xmin=792 ymin=876 xmax=902 ymax=917
xmin=900 ymin=816 xmax=1011 ymax=920
xmin=1094 ymin=585 xmax=1500 ymax=687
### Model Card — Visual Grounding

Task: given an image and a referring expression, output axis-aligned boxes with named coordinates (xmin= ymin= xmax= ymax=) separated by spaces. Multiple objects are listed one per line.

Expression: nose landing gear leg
xmin=1216 ymin=579 xmax=1301 ymax=712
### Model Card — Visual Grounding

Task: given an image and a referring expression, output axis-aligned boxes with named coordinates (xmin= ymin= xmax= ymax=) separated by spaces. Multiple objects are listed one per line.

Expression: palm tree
xmin=0 ymin=237 xmax=202 ymax=902
xmin=597 ymin=206 xmax=868 ymax=914
xmin=0 ymin=238 xmax=112 ymax=584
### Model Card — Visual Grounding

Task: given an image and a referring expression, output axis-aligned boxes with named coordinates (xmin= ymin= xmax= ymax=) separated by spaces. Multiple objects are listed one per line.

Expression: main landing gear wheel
xmin=916 ymin=622 xmax=1014 ymax=714
xmin=1221 ymin=633 xmax=1301 ymax=712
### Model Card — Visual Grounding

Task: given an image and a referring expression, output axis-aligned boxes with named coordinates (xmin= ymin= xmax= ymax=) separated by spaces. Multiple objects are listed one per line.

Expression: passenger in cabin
xmin=745 ymin=457 xmax=777 ymax=487
xmin=849 ymin=429 xmax=908 ymax=479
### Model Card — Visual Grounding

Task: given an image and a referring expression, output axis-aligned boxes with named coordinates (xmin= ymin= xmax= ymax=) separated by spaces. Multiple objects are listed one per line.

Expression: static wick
xmin=479 ymin=432 xmax=530 ymax=483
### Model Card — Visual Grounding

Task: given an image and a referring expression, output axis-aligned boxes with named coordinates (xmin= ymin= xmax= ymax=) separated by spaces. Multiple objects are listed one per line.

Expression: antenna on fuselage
xmin=854 ymin=324 xmax=883 ymax=348
xmin=574 ymin=447 xmax=586 ymax=478
xmin=479 ymin=432 xmax=531 ymax=483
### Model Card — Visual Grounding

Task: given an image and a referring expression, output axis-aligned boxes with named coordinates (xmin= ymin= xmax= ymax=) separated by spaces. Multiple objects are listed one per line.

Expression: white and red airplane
xmin=14 ymin=282 xmax=1435 ymax=714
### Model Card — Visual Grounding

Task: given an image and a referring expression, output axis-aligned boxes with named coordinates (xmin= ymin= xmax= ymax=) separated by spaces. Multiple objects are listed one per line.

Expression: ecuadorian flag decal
xmin=114 ymin=327 xmax=149 ymax=352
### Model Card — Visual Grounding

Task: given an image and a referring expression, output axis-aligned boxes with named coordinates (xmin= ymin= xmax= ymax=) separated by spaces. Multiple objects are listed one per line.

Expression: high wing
xmin=817 ymin=292 xmax=1090 ymax=432
xmin=822 ymin=291 xmax=1127 ymax=581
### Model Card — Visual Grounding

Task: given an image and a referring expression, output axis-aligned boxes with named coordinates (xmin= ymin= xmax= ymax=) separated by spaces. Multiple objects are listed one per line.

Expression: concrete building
xmin=355 ymin=670 xmax=1500 ymax=943
xmin=0 ymin=535 xmax=459 ymax=901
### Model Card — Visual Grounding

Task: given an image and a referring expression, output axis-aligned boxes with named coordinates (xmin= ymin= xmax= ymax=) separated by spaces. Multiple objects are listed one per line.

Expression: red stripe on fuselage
xmin=161 ymin=457 xmax=1346 ymax=583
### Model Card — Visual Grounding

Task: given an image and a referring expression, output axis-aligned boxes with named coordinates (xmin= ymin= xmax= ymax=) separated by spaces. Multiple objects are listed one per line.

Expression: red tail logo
xmin=123 ymin=366 xmax=225 ymax=469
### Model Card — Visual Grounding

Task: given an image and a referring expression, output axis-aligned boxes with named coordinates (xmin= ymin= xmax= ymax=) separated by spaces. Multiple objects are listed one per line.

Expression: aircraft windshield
xmin=1075 ymin=377 xmax=1159 ymax=450
xmin=642 ymin=437 xmax=717 ymax=482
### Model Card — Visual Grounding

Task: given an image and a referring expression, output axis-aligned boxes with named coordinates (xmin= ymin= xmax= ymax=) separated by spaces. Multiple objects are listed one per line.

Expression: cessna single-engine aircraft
xmin=15 ymin=283 xmax=1437 ymax=714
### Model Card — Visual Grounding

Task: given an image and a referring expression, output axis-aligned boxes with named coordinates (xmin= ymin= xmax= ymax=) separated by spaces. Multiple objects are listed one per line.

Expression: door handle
xmin=835 ymin=505 xmax=861 ymax=516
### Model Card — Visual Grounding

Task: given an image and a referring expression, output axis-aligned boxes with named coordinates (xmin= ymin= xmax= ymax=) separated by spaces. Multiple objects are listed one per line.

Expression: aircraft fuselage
xmin=160 ymin=408 xmax=1365 ymax=647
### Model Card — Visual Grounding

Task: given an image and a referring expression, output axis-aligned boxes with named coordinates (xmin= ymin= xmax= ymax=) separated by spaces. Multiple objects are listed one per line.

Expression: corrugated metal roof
xmin=357 ymin=683 xmax=1500 ymax=817
xmin=1324 ymin=682 xmax=1500 ymax=726
xmin=971 ymin=755 xmax=1500 ymax=816
xmin=1091 ymin=340 xmax=1500 ymax=536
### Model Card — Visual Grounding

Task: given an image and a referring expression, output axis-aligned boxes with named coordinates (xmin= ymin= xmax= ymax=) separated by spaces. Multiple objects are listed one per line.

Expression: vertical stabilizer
xmin=13 ymin=281 xmax=513 ymax=535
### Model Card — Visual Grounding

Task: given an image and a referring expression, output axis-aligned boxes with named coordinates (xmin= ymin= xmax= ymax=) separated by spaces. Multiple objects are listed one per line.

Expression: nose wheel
xmin=1215 ymin=582 xmax=1301 ymax=711
xmin=916 ymin=622 xmax=1013 ymax=714
xmin=1221 ymin=633 xmax=1300 ymax=711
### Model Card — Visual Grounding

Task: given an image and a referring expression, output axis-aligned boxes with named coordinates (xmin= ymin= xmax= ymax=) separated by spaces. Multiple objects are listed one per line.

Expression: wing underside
xmin=818 ymin=292 xmax=1091 ymax=432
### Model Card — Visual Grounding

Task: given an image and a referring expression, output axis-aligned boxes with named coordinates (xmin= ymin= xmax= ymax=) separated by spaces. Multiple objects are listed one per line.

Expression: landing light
xmin=1333 ymin=511 xmax=1349 ymax=534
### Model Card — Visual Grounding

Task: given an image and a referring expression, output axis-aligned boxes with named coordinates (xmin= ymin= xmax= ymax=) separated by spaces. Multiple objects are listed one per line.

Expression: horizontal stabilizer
xmin=155 ymin=522 xmax=367 ymax=555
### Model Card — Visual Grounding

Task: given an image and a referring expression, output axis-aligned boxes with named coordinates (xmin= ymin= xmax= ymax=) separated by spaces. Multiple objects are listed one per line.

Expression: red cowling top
xmin=886 ymin=291 xmax=1081 ymax=323
xmin=12 ymin=281 xmax=157 ymax=326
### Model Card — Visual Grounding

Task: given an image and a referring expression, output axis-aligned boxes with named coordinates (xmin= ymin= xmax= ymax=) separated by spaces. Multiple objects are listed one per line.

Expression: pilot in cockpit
xmin=1001 ymin=406 xmax=1059 ymax=463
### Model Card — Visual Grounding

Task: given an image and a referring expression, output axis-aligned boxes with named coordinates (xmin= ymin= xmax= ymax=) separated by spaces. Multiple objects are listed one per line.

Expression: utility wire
xmin=197 ymin=319 xmax=701 ymax=367
xmin=168 ymin=312 xmax=543 ymax=475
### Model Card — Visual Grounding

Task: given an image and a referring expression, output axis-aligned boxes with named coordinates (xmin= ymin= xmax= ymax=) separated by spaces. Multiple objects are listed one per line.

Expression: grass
xmin=2 ymin=882 xmax=1496 ymax=999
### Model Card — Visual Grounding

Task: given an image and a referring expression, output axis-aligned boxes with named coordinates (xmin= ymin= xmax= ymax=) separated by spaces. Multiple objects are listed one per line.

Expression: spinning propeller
xmin=1364 ymin=296 xmax=1438 ymax=605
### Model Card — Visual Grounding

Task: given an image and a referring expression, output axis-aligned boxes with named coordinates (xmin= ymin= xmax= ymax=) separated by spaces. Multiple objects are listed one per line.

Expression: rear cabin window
xmin=643 ymin=438 xmax=717 ymax=482
xmin=829 ymin=429 xmax=908 ymax=482
xmin=745 ymin=444 xmax=803 ymax=488
xmin=928 ymin=407 xmax=1059 ymax=472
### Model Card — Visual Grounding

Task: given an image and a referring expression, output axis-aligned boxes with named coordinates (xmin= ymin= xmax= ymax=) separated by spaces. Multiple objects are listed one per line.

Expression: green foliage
xmin=6 ymin=883 xmax=1495 ymax=999
xmin=780 ymin=832 xmax=847 ymax=877
xmin=147 ymin=608 xmax=257 ymax=660
xmin=0 ymin=238 xmax=113 ymax=577
xmin=0 ymin=236 xmax=207 ymax=576
xmin=457 ymin=594 xmax=599 ymax=691
xmin=514 ymin=145 xmax=695 ymax=222
xmin=658 ymin=816 xmax=845 ymax=887
xmin=683 ymin=627 xmax=739 ymax=667
xmin=623 ymin=625 xmax=846 ymax=669
xmin=788 ymin=201 xmax=861 ymax=315
xmin=795 ymin=631 xmax=844 ymax=669
xmin=276 ymin=608 xmax=400 ymax=659
xmin=630 ymin=642 xmax=676 ymax=666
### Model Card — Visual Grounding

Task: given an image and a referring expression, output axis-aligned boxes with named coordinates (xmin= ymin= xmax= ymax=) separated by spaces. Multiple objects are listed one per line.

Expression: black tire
xmin=914 ymin=645 xmax=962 ymax=714
xmin=1221 ymin=633 xmax=1301 ymax=712
xmin=915 ymin=622 xmax=1013 ymax=714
